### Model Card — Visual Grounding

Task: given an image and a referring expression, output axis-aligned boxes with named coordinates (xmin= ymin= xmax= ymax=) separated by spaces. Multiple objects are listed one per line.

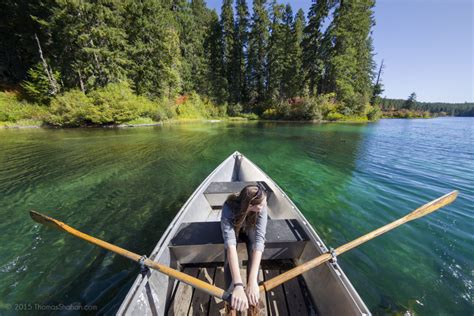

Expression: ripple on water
xmin=0 ymin=118 xmax=472 ymax=315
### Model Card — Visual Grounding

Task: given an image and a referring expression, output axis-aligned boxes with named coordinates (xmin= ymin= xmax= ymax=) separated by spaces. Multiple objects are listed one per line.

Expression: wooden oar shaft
xmin=261 ymin=190 xmax=458 ymax=292
xmin=30 ymin=211 xmax=226 ymax=299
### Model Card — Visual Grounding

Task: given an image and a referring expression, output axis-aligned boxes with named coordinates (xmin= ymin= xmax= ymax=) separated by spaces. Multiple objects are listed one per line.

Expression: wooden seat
xmin=169 ymin=219 xmax=308 ymax=264
xmin=204 ymin=181 xmax=273 ymax=208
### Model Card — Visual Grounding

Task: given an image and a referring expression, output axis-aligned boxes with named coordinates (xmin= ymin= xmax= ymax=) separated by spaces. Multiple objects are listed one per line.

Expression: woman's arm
xmin=221 ymin=204 xmax=248 ymax=312
xmin=246 ymin=249 xmax=263 ymax=306
xmin=227 ymin=245 xmax=248 ymax=311
xmin=246 ymin=205 xmax=267 ymax=306
xmin=247 ymin=249 xmax=262 ymax=284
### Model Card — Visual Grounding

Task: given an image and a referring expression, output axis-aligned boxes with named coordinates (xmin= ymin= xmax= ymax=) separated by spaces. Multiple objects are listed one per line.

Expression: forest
xmin=1 ymin=0 xmax=470 ymax=127
xmin=0 ymin=0 xmax=384 ymax=126
xmin=380 ymin=95 xmax=474 ymax=117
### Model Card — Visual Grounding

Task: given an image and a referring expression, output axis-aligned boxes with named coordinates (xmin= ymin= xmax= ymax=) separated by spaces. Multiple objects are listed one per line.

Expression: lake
xmin=0 ymin=117 xmax=472 ymax=315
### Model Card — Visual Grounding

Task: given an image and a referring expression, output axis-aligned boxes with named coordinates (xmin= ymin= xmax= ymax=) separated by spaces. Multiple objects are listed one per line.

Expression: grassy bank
xmin=382 ymin=109 xmax=433 ymax=119
xmin=1 ymin=83 xmax=381 ymax=128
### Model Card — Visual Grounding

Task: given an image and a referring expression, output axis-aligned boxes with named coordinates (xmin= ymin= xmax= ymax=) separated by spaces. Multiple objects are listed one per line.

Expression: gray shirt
xmin=220 ymin=202 xmax=268 ymax=252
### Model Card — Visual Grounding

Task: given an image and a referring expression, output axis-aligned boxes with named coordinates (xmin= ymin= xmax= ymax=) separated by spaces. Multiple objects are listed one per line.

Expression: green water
xmin=0 ymin=118 xmax=472 ymax=315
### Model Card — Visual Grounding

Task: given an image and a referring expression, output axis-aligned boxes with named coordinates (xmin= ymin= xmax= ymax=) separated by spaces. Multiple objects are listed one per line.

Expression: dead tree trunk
xmin=34 ymin=33 xmax=60 ymax=95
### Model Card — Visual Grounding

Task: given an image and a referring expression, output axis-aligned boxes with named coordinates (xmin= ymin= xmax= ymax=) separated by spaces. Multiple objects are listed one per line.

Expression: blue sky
xmin=206 ymin=0 xmax=473 ymax=103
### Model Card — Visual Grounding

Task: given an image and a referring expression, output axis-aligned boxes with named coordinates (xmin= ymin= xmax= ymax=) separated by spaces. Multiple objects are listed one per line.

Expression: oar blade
xmin=30 ymin=211 xmax=65 ymax=231
xmin=405 ymin=190 xmax=458 ymax=221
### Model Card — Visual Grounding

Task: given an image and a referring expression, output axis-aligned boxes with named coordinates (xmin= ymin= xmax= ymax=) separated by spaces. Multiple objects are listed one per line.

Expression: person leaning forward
xmin=220 ymin=184 xmax=268 ymax=312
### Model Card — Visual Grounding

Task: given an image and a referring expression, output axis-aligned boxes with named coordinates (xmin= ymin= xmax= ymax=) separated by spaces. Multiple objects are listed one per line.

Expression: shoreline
xmin=1 ymin=116 xmax=460 ymax=130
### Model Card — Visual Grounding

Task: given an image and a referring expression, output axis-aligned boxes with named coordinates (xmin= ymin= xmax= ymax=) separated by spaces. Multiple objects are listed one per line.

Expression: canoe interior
xmin=166 ymin=261 xmax=318 ymax=315
xmin=118 ymin=152 xmax=371 ymax=316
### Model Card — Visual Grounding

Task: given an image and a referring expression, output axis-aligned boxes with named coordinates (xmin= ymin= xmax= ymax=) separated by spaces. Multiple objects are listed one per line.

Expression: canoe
xmin=118 ymin=151 xmax=371 ymax=315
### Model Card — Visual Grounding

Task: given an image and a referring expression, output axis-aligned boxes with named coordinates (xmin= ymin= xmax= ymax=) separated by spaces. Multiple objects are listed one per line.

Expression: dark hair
xmin=225 ymin=184 xmax=266 ymax=235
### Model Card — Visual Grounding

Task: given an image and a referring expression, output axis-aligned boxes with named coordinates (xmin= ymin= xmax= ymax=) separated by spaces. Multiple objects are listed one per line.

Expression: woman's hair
xmin=225 ymin=184 xmax=266 ymax=235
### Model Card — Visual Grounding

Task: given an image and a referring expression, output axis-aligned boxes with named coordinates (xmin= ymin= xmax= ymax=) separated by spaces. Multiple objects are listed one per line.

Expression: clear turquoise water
xmin=0 ymin=118 xmax=472 ymax=315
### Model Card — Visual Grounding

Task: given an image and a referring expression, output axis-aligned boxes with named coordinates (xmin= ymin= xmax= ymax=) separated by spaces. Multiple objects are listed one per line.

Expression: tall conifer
xmin=205 ymin=10 xmax=227 ymax=103
xmin=267 ymin=1 xmax=285 ymax=101
xmin=247 ymin=0 xmax=270 ymax=106
xmin=231 ymin=0 xmax=250 ymax=103
xmin=302 ymin=0 xmax=333 ymax=96
xmin=326 ymin=0 xmax=376 ymax=113
xmin=221 ymin=0 xmax=234 ymax=102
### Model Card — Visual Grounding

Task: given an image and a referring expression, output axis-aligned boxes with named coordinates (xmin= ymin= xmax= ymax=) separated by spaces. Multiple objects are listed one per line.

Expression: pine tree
xmin=204 ymin=10 xmax=227 ymax=103
xmin=172 ymin=0 xmax=212 ymax=95
xmin=279 ymin=4 xmax=305 ymax=99
xmin=267 ymin=1 xmax=285 ymax=101
xmin=221 ymin=0 xmax=234 ymax=102
xmin=404 ymin=92 xmax=417 ymax=110
xmin=0 ymin=0 xmax=54 ymax=82
xmin=326 ymin=0 xmax=376 ymax=113
xmin=125 ymin=0 xmax=180 ymax=98
xmin=302 ymin=0 xmax=333 ymax=96
xmin=160 ymin=28 xmax=183 ymax=99
xmin=231 ymin=0 xmax=250 ymax=104
xmin=289 ymin=9 xmax=306 ymax=98
xmin=49 ymin=0 xmax=130 ymax=91
xmin=248 ymin=0 xmax=270 ymax=106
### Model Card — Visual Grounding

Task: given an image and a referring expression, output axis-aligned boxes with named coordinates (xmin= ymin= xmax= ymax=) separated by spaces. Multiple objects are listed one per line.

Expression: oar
xmin=260 ymin=190 xmax=458 ymax=292
xmin=29 ymin=211 xmax=226 ymax=299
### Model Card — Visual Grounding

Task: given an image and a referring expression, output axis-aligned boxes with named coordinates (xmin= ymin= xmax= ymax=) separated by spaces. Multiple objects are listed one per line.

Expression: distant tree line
xmin=1 ymin=0 xmax=379 ymax=120
xmin=381 ymin=93 xmax=474 ymax=117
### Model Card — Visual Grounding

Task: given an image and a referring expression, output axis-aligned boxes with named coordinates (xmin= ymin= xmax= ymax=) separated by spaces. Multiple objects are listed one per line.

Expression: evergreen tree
xmin=289 ymin=9 xmax=306 ymax=98
xmin=279 ymin=4 xmax=306 ymax=99
xmin=404 ymin=92 xmax=417 ymax=109
xmin=326 ymin=0 xmax=376 ymax=113
xmin=160 ymin=28 xmax=183 ymax=98
xmin=302 ymin=0 xmax=333 ymax=96
xmin=231 ymin=0 xmax=250 ymax=103
xmin=204 ymin=11 xmax=227 ymax=103
xmin=267 ymin=1 xmax=285 ymax=101
xmin=172 ymin=0 xmax=212 ymax=95
xmin=221 ymin=0 xmax=234 ymax=102
xmin=125 ymin=0 xmax=181 ymax=98
xmin=248 ymin=0 xmax=270 ymax=106
xmin=371 ymin=59 xmax=384 ymax=105
xmin=49 ymin=0 xmax=130 ymax=91
xmin=0 ymin=0 xmax=54 ymax=82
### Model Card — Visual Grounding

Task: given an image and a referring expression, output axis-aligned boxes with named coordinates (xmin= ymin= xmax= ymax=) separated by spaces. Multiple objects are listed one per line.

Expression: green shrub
xmin=175 ymin=93 xmax=225 ymax=119
xmin=227 ymin=103 xmax=242 ymax=116
xmin=0 ymin=91 xmax=47 ymax=123
xmin=366 ymin=104 xmax=382 ymax=120
xmin=290 ymin=98 xmax=322 ymax=120
xmin=21 ymin=63 xmax=61 ymax=104
xmin=46 ymin=83 xmax=171 ymax=126
xmin=262 ymin=108 xmax=278 ymax=119
xmin=239 ymin=113 xmax=259 ymax=120
xmin=262 ymin=96 xmax=330 ymax=121
xmin=326 ymin=112 xmax=345 ymax=121
xmin=46 ymin=89 xmax=96 ymax=126
xmin=88 ymin=82 xmax=143 ymax=124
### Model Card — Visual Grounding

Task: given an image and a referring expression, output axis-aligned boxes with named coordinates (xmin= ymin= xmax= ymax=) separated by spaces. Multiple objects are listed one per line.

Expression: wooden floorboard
xmin=208 ymin=266 xmax=227 ymax=315
xmin=280 ymin=268 xmax=309 ymax=316
xmin=188 ymin=267 xmax=216 ymax=315
xmin=166 ymin=267 xmax=200 ymax=315
xmin=167 ymin=262 xmax=316 ymax=316
xmin=253 ymin=269 xmax=268 ymax=316
xmin=264 ymin=269 xmax=289 ymax=316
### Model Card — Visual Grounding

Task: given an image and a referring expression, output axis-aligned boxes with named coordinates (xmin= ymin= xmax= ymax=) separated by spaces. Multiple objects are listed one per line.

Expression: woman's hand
xmin=245 ymin=279 xmax=260 ymax=306
xmin=231 ymin=285 xmax=249 ymax=312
